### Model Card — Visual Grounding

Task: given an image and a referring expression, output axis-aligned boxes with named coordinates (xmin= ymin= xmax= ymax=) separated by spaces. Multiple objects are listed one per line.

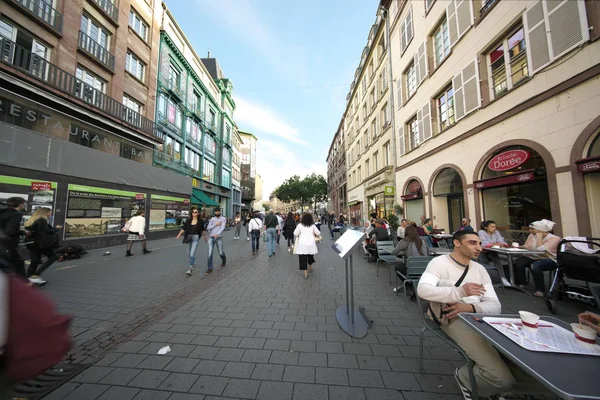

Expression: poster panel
xmin=0 ymin=175 xmax=58 ymax=226
xmin=150 ymin=194 xmax=190 ymax=231
xmin=64 ymin=184 xmax=146 ymax=239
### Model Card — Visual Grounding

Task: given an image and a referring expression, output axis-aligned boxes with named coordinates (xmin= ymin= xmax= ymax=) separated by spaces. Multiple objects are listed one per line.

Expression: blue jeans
xmin=207 ymin=235 xmax=226 ymax=270
xmin=515 ymin=256 xmax=557 ymax=292
xmin=188 ymin=234 xmax=200 ymax=266
xmin=266 ymin=228 xmax=277 ymax=255
xmin=251 ymin=230 xmax=261 ymax=252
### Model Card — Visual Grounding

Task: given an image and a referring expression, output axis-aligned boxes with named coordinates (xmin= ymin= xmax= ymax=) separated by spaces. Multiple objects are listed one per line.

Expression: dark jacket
xmin=283 ymin=217 xmax=296 ymax=238
xmin=0 ymin=208 xmax=23 ymax=249
xmin=182 ymin=218 xmax=205 ymax=236
xmin=26 ymin=218 xmax=59 ymax=250
xmin=264 ymin=214 xmax=278 ymax=229
xmin=457 ymin=225 xmax=474 ymax=234
xmin=369 ymin=227 xmax=390 ymax=242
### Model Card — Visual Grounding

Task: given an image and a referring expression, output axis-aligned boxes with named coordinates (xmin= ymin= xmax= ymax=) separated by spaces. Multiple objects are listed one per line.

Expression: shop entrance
xmin=402 ymin=179 xmax=424 ymax=223
xmin=578 ymin=132 xmax=600 ymax=237
xmin=432 ymin=168 xmax=464 ymax=233
xmin=477 ymin=145 xmax=550 ymax=243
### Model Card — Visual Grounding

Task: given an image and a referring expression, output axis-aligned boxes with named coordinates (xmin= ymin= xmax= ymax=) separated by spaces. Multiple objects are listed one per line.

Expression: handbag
xmin=182 ymin=235 xmax=192 ymax=244
xmin=315 ymin=235 xmax=322 ymax=243
xmin=262 ymin=231 xmax=267 ymax=242
xmin=4 ymin=273 xmax=72 ymax=383
xmin=121 ymin=219 xmax=132 ymax=232
xmin=293 ymin=235 xmax=300 ymax=254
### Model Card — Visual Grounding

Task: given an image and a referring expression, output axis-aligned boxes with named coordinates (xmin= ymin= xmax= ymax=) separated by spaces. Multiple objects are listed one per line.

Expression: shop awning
xmin=347 ymin=200 xmax=362 ymax=206
xmin=192 ymin=189 xmax=219 ymax=206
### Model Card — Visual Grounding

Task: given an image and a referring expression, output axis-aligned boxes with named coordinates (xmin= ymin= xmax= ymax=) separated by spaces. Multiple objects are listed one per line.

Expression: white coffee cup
xmin=519 ymin=311 xmax=540 ymax=332
xmin=512 ymin=242 xmax=520 ymax=248
xmin=571 ymin=323 xmax=597 ymax=348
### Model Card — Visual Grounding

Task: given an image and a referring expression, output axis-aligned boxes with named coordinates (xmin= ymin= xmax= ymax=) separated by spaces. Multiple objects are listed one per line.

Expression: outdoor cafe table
xmin=484 ymin=247 xmax=546 ymax=286
xmin=459 ymin=313 xmax=600 ymax=400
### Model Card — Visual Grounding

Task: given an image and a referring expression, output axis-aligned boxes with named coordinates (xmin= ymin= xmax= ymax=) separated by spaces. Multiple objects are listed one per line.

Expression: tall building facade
xmin=239 ymin=131 xmax=257 ymax=212
xmin=333 ymin=8 xmax=395 ymax=226
xmin=326 ymin=118 xmax=348 ymax=219
xmin=380 ymin=0 xmax=600 ymax=238
xmin=156 ymin=4 xmax=234 ymax=218
xmin=0 ymin=0 xmax=191 ymax=248
xmin=231 ymin=125 xmax=242 ymax=216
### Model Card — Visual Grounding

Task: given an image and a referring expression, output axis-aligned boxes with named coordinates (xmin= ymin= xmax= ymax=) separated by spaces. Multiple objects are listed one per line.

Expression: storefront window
xmin=432 ymin=168 xmax=464 ymax=232
xmin=433 ymin=168 xmax=462 ymax=196
xmin=589 ymin=134 xmax=600 ymax=157
xmin=403 ymin=179 xmax=424 ymax=223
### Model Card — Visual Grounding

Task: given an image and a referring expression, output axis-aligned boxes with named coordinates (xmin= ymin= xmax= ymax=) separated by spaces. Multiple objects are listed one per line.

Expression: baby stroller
xmin=545 ymin=237 xmax=600 ymax=314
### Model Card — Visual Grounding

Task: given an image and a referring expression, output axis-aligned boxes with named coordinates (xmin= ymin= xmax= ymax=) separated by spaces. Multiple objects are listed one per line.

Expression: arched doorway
xmin=432 ymin=168 xmax=464 ymax=233
xmin=475 ymin=145 xmax=551 ymax=242
xmin=401 ymin=178 xmax=424 ymax=223
xmin=577 ymin=132 xmax=600 ymax=237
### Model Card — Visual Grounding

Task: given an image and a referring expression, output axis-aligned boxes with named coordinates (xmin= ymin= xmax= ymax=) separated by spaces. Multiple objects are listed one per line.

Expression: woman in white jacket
xmin=293 ymin=213 xmax=320 ymax=279
xmin=125 ymin=210 xmax=151 ymax=256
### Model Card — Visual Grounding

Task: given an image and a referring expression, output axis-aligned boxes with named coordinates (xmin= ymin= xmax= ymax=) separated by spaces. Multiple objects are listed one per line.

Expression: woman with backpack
xmin=24 ymin=207 xmax=61 ymax=286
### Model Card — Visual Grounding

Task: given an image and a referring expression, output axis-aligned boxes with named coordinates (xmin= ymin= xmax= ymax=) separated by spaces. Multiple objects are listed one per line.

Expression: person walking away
xmin=477 ymin=220 xmax=510 ymax=286
xmin=243 ymin=212 xmax=251 ymax=241
xmin=24 ymin=207 xmax=61 ymax=286
xmin=248 ymin=212 xmax=263 ymax=255
xmin=205 ymin=208 xmax=227 ymax=274
xmin=233 ymin=212 xmax=242 ymax=240
xmin=0 ymin=197 xmax=27 ymax=279
xmin=514 ymin=219 xmax=561 ymax=297
xmin=177 ymin=207 xmax=207 ymax=276
xmin=125 ymin=210 xmax=151 ymax=256
xmin=293 ymin=213 xmax=320 ymax=279
xmin=264 ymin=211 xmax=279 ymax=257
xmin=283 ymin=212 xmax=297 ymax=252
xmin=276 ymin=212 xmax=284 ymax=245
xmin=417 ymin=231 xmax=545 ymax=398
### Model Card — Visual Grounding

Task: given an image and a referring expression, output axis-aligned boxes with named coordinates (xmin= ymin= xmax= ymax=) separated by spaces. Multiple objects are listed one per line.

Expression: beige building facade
xmin=378 ymin=0 xmax=600 ymax=239
xmin=326 ymin=118 xmax=347 ymax=217
xmin=343 ymin=8 xmax=396 ymax=226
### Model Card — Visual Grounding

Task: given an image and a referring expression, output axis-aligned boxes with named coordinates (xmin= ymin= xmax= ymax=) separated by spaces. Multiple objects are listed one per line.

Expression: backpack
xmin=5 ymin=275 xmax=72 ymax=383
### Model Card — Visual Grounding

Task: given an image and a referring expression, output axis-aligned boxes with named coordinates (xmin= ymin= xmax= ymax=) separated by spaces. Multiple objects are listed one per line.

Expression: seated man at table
xmin=514 ymin=219 xmax=561 ymax=297
xmin=329 ymin=219 xmax=344 ymax=239
xmin=417 ymin=231 xmax=540 ymax=399
xmin=365 ymin=220 xmax=390 ymax=260
xmin=454 ymin=217 xmax=474 ymax=234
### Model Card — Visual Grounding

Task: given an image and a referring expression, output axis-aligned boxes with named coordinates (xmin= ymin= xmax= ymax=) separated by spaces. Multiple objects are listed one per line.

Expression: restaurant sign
xmin=474 ymin=169 xmax=536 ymax=189
xmin=487 ymin=150 xmax=530 ymax=172
xmin=576 ymin=156 xmax=600 ymax=174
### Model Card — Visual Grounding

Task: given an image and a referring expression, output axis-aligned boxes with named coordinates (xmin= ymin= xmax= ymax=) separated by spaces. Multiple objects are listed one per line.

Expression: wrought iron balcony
xmin=89 ymin=0 xmax=118 ymax=24
xmin=9 ymin=0 xmax=63 ymax=34
xmin=0 ymin=36 xmax=161 ymax=140
xmin=78 ymin=31 xmax=115 ymax=72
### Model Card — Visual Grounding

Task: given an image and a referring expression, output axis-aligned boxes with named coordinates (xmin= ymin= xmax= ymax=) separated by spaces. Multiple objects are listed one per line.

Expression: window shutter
xmin=462 ymin=58 xmax=480 ymax=116
xmin=452 ymin=72 xmax=465 ymax=121
xmin=398 ymin=125 xmax=405 ymax=156
xmin=447 ymin=0 xmax=459 ymax=48
xmin=413 ymin=52 xmax=420 ymax=87
xmin=546 ymin=0 xmax=589 ymax=60
xmin=455 ymin=0 xmax=474 ymax=39
xmin=523 ymin=1 xmax=551 ymax=74
xmin=417 ymin=108 xmax=424 ymax=145
xmin=396 ymin=78 xmax=403 ymax=108
xmin=417 ymin=40 xmax=428 ymax=86
xmin=400 ymin=20 xmax=407 ymax=53
xmin=422 ymin=102 xmax=432 ymax=141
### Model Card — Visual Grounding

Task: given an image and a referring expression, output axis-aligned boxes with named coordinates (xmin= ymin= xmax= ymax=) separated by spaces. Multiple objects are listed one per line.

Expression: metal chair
xmin=396 ymin=256 xmax=434 ymax=308
xmin=375 ymin=240 xmax=398 ymax=284
xmin=415 ymin=295 xmax=478 ymax=399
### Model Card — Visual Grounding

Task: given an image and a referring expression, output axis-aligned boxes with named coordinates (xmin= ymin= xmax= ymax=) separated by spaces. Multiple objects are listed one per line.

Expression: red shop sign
xmin=31 ymin=182 xmax=51 ymax=191
xmin=576 ymin=156 xmax=600 ymax=174
xmin=474 ymin=170 xmax=536 ymax=190
xmin=401 ymin=193 xmax=421 ymax=200
xmin=135 ymin=194 xmax=144 ymax=200
xmin=487 ymin=150 xmax=530 ymax=172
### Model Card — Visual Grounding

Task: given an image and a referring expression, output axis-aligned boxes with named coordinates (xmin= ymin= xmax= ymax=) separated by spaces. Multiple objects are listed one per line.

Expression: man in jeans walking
xmin=264 ymin=210 xmax=279 ymax=257
xmin=205 ymin=208 xmax=226 ymax=274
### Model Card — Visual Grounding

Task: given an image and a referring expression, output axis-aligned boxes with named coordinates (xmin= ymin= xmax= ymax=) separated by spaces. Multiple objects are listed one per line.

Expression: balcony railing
xmin=90 ymin=0 xmax=118 ymax=24
xmin=153 ymin=151 xmax=193 ymax=175
xmin=9 ymin=0 xmax=63 ymax=34
xmin=0 ymin=36 xmax=161 ymax=140
xmin=78 ymin=31 xmax=115 ymax=72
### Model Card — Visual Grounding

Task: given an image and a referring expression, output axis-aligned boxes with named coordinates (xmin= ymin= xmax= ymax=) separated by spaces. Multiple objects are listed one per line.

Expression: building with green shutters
xmin=154 ymin=5 xmax=235 ymax=218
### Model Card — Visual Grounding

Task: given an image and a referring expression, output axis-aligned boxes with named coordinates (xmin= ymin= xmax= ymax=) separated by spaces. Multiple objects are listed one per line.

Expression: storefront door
xmin=447 ymin=196 xmax=463 ymax=233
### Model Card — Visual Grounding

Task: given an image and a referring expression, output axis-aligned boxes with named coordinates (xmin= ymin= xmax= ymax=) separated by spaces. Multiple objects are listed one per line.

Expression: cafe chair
xmin=416 ymin=295 xmax=478 ymax=400
xmin=375 ymin=240 xmax=398 ymax=283
xmin=396 ymin=256 xmax=434 ymax=309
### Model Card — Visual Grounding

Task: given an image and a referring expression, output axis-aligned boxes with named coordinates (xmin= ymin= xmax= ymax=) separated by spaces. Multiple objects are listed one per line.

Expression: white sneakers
xmin=28 ymin=276 xmax=47 ymax=286
xmin=247 ymin=237 xmax=250 ymax=241
xmin=186 ymin=266 xmax=194 ymax=276
xmin=501 ymin=277 xmax=512 ymax=287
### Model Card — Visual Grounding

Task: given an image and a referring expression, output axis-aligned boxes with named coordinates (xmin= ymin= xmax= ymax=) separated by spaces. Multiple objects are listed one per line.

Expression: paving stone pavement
xmin=32 ymin=228 xmax=590 ymax=400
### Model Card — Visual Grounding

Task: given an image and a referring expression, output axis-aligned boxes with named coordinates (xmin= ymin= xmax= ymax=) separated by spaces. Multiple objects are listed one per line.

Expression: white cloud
xmin=256 ymin=139 xmax=326 ymax=201
xmin=235 ymin=97 xmax=307 ymax=146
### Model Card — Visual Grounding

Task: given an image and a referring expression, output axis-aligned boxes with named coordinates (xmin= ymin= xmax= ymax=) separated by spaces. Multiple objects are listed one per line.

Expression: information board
xmin=332 ymin=229 xmax=366 ymax=259
xmin=0 ymin=175 xmax=58 ymax=226
xmin=149 ymin=194 xmax=190 ymax=231
xmin=64 ymin=184 xmax=145 ymax=239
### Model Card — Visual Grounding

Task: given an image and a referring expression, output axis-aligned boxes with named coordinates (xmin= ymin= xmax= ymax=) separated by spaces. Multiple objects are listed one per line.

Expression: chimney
xmin=207 ymin=51 xmax=210 ymax=58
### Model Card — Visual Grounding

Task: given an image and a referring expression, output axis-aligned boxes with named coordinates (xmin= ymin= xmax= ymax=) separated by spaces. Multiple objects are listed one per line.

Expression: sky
xmin=166 ymin=0 xmax=379 ymax=200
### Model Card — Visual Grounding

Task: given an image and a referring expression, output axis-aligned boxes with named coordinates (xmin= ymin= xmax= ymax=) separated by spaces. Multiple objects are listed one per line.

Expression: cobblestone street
xmin=21 ymin=230 xmax=586 ymax=400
